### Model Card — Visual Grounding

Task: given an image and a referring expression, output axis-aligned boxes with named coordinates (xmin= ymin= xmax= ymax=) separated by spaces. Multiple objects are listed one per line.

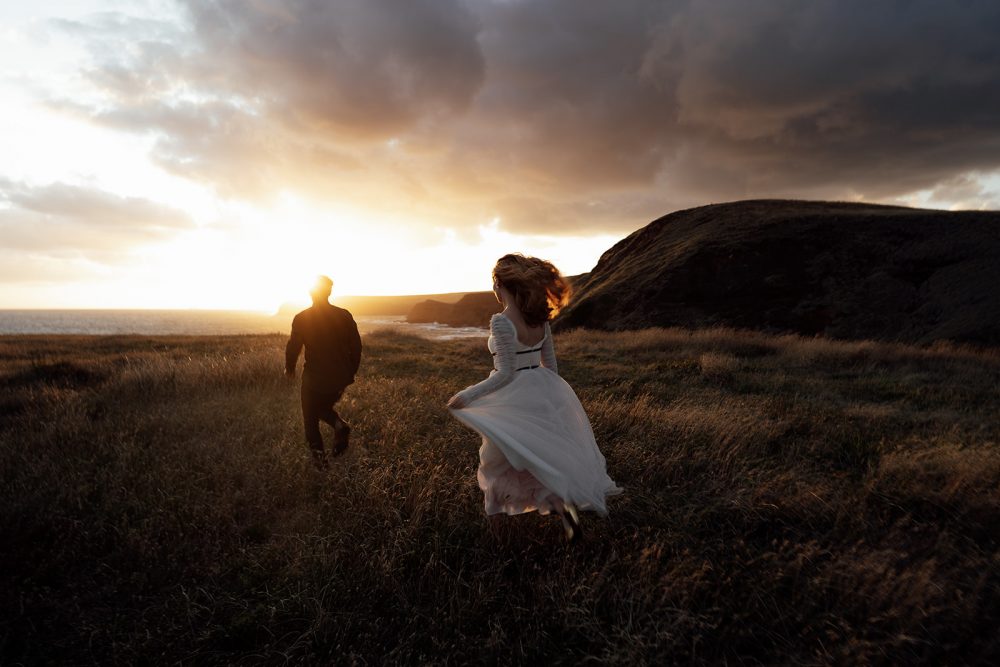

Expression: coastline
xmin=0 ymin=311 xmax=488 ymax=339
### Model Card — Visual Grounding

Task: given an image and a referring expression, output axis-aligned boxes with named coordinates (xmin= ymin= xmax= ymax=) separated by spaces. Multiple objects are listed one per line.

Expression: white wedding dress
xmin=450 ymin=313 xmax=622 ymax=516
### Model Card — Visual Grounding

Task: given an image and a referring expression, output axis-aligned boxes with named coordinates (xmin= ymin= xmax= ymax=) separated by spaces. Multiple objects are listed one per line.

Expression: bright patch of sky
xmin=0 ymin=2 xmax=613 ymax=309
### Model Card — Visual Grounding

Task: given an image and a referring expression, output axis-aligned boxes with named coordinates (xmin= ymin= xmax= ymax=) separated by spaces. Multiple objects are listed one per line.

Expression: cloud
xmin=0 ymin=251 xmax=94 ymax=285
xmin=923 ymin=174 xmax=1000 ymax=211
xmin=0 ymin=180 xmax=195 ymax=262
xmin=644 ymin=0 xmax=1000 ymax=197
xmin=186 ymin=0 xmax=485 ymax=133
xmin=50 ymin=0 xmax=1000 ymax=235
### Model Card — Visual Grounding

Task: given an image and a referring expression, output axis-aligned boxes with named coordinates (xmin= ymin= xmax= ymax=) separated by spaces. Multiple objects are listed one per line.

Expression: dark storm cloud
xmin=178 ymin=0 xmax=486 ymax=134
xmin=64 ymin=0 xmax=1000 ymax=232
xmin=645 ymin=0 xmax=1000 ymax=198
xmin=0 ymin=180 xmax=195 ymax=258
xmin=468 ymin=0 xmax=676 ymax=188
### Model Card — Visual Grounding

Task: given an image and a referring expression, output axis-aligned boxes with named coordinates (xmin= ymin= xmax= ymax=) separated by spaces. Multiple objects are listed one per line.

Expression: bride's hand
xmin=447 ymin=394 xmax=466 ymax=409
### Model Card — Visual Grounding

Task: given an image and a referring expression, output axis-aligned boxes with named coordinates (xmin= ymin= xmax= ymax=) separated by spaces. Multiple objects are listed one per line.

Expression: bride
xmin=447 ymin=254 xmax=621 ymax=541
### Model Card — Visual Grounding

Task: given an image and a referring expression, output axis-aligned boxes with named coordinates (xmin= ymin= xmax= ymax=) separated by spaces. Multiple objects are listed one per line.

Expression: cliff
xmin=406 ymin=292 xmax=502 ymax=327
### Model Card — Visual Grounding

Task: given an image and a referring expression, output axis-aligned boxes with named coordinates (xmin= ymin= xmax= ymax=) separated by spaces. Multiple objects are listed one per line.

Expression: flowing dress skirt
xmin=451 ymin=367 xmax=621 ymax=516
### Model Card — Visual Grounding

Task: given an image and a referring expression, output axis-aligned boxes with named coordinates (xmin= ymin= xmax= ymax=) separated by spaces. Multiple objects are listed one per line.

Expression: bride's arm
xmin=450 ymin=314 xmax=517 ymax=406
xmin=540 ymin=321 xmax=558 ymax=375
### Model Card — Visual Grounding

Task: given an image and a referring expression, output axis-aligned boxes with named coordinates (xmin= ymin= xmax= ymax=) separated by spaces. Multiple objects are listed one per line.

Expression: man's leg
xmin=301 ymin=383 xmax=328 ymax=469
xmin=316 ymin=387 xmax=350 ymax=455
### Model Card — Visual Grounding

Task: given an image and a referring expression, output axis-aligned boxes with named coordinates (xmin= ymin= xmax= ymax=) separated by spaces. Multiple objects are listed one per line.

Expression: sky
xmin=3 ymin=0 xmax=1000 ymax=311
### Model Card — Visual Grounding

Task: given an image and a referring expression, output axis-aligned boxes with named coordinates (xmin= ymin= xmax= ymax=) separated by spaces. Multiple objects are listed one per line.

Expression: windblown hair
xmin=492 ymin=254 xmax=571 ymax=327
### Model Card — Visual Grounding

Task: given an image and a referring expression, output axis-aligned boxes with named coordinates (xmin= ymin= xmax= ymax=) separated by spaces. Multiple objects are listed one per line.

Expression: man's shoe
xmin=332 ymin=423 xmax=351 ymax=457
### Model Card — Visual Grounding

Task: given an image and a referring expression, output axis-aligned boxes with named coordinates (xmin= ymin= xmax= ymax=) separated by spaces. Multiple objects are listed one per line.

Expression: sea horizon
xmin=0 ymin=309 xmax=488 ymax=339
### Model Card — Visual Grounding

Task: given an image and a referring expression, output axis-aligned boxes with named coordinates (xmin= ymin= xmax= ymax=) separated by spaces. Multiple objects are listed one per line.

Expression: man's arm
xmin=285 ymin=325 xmax=303 ymax=376
xmin=347 ymin=313 xmax=362 ymax=377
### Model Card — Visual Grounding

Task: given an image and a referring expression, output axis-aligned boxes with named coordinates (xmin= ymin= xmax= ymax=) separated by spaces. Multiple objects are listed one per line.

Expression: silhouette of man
xmin=285 ymin=275 xmax=362 ymax=469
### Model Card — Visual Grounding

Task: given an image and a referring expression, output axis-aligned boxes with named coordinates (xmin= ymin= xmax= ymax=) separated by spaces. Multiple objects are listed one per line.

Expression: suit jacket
xmin=285 ymin=303 xmax=362 ymax=392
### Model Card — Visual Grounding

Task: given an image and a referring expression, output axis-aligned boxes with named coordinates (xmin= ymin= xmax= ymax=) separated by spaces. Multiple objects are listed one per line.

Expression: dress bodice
xmin=489 ymin=332 xmax=545 ymax=371
xmin=455 ymin=314 xmax=558 ymax=405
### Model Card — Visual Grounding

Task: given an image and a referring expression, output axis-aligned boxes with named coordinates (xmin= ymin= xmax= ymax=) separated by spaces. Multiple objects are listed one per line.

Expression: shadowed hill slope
xmin=557 ymin=200 xmax=1000 ymax=346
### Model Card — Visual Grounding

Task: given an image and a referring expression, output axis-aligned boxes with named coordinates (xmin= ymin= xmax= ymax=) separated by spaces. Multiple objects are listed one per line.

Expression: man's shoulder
xmin=327 ymin=304 xmax=356 ymax=321
xmin=296 ymin=303 xmax=356 ymax=327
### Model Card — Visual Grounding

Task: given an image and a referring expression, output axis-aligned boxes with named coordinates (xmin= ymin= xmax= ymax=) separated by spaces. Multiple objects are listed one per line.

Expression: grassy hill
xmin=558 ymin=200 xmax=1000 ymax=346
xmin=1 ymin=330 xmax=998 ymax=664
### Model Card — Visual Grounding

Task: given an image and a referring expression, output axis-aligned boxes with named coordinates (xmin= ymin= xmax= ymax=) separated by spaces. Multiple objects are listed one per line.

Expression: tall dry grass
xmin=1 ymin=328 xmax=998 ymax=665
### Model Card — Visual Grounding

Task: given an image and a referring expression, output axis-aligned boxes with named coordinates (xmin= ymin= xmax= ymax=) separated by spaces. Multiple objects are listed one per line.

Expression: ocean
xmin=0 ymin=310 xmax=488 ymax=340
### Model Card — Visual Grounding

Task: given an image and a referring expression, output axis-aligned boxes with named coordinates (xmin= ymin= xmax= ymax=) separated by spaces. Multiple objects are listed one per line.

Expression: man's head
xmin=310 ymin=275 xmax=334 ymax=304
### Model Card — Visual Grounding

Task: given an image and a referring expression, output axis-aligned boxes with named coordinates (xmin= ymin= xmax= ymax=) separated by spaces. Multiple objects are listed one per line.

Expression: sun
xmin=125 ymin=197 xmax=439 ymax=311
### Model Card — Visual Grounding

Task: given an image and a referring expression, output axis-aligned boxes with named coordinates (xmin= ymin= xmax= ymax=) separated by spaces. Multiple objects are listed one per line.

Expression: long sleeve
xmin=540 ymin=321 xmax=558 ymax=375
xmin=285 ymin=321 xmax=303 ymax=374
xmin=347 ymin=313 xmax=362 ymax=377
xmin=456 ymin=314 xmax=517 ymax=404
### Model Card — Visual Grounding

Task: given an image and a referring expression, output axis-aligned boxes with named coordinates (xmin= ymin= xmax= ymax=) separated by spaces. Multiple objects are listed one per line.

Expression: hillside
xmin=557 ymin=200 xmax=1000 ymax=346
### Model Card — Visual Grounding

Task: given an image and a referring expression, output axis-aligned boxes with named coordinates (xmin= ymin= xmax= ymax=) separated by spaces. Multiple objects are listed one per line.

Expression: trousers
xmin=301 ymin=373 xmax=346 ymax=452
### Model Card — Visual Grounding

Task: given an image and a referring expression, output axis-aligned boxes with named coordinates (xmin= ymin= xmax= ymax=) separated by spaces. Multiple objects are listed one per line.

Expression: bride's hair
xmin=492 ymin=254 xmax=571 ymax=327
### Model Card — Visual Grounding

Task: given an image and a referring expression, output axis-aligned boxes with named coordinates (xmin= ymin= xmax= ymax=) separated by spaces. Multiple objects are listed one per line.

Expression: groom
xmin=285 ymin=275 xmax=362 ymax=469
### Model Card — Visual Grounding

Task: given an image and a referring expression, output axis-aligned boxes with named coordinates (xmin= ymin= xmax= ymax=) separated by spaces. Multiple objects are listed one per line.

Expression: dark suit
xmin=285 ymin=303 xmax=362 ymax=454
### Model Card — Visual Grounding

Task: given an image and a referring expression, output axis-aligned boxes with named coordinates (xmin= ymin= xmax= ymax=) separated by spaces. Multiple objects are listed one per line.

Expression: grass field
xmin=1 ymin=328 xmax=998 ymax=665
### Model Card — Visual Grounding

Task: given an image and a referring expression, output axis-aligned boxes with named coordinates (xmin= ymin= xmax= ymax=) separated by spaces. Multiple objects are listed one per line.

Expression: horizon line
xmin=0 ymin=290 xmax=486 ymax=313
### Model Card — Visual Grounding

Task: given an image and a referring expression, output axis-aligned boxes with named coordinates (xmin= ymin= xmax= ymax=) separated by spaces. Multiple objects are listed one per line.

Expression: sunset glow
xmin=3 ymin=1 xmax=1000 ymax=310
